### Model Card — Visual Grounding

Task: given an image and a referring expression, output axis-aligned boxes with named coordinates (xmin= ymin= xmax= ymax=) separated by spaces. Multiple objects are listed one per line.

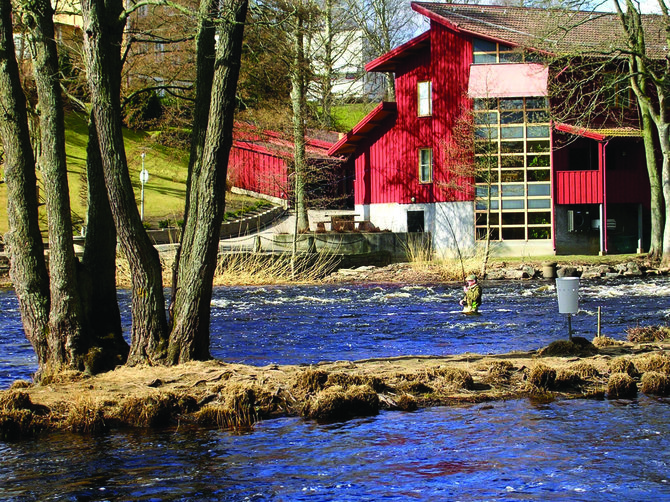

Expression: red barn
xmin=228 ymin=123 xmax=352 ymax=208
xmin=329 ymin=3 xmax=662 ymax=256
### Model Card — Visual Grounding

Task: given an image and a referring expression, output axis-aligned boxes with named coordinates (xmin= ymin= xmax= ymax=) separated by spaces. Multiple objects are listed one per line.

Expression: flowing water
xmin=1 ymin=277 xmax=670 ymax=500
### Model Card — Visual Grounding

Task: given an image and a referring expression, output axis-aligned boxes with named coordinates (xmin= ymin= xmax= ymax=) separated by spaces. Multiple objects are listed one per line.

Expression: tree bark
xmin=0 ymin=0 xmax=51 ymax=369
xmin=168 ymin=0 xmax=249 ymax=364
xmin=290 ymin=9 xmax=309 ymax=233
xmin=81 ymin=0 xmax=168 ymax=365
xmin=169 ymin=0 xmax=218 ymax=330
xmin=22 ymin=0 xmax=87 ymax=368
xmin=78 ymin=114 xmax=129 ymax=371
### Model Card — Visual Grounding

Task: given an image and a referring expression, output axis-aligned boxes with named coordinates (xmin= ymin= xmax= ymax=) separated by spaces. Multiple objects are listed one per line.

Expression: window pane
xmin=501 ymin=126 xmax=523 ymax=139
xmin=474 ymin=98 xmax=496 ymax=110
xmin=418 ymin=81 xmax=431 ymax=116
xmin=501 ymin=111 xmax=523 ymax=124
xmin=501 ymin=184 xmax=524 ymax=197
xmin=499 ymin=52 xmax=523 ymax=63
xmin=528 ymin=228 xmax=550 ymax=239
xmin=528 ymin=199 xmax=551 ymax=209
xmin=500 ymin=98 xmax=523 ymax=110
xmin=476 ymin=126 xmax=498 ymax=139
xmin=476 ymin=185 xmax=499 ymax=197
xmin=526 ymin=97 xmax=548 ymax=109
xmin=527 ymin=110 xmax=549 ymax=123
xmin=500 ymin=170 xmax=524 ymax=182
xmin=476 ymin=199 xmax=499 ymax=210
xmin=475 ymin=112 xmax=498 ymax=125
xmin=528 ymin=140 xmax=550 ymax=153
xmin=501 ymin=141 xmax=524 ymax=153
xmin=475 ymin=142 xmax=498 ymax=155
xmin=527 ymin=169 xmax=550 ymax=181
xmin=527 ymin=125 xmax=550 ymax=138
xmin=477 ymin=227 xmax=499 ymax=240
xmin=502 ymin=199 xmax=525 ymax=209
xmin=500 ymin=155 xmax=524 ymax=167
xmin=527 ymin=183 xmax=550 ymax=196
xmin=502 ymin=227 xmax=526 ymax=240
xmin=528 ymin=212 xmax=551 ymax=224
xmin=528 ymin=155 xmax=550 ymax=167
xmin=501 ymin=212 xmax=525 ymax=225
xmin=473 ymin=38 xmax=497 ymax=52
xmin=474 ymin=53 xmax=497 ymax=64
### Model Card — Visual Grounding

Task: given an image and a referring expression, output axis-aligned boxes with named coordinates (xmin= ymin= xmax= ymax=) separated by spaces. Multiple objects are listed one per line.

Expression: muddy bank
xmin=2 ymin=338 xmax=669 ymax=440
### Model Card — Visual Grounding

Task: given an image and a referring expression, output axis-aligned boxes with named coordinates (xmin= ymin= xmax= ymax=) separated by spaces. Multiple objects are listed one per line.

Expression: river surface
xmin=1 ymin=277 xmax=670 ymax=500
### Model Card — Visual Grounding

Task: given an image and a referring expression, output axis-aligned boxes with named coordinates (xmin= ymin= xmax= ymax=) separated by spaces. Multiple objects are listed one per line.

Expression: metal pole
xmin=140 ymin=152 xmax=146 ymax=221
xmin=568 ymin=313 xmax=573 ymax=340
xmin=597 ymin=306 xmax=602 ymax=338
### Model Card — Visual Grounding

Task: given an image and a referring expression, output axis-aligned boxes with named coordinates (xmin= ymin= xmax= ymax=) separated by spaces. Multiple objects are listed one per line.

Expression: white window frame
xmin=419 ymin=148 xmax=433 ymax=183
xmin=418 ymin=81 xmax=432 ymax=117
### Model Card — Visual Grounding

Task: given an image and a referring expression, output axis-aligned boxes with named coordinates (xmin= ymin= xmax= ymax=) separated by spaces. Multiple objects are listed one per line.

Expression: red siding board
xmin=555 ymin=171 xmax=602 ymax=204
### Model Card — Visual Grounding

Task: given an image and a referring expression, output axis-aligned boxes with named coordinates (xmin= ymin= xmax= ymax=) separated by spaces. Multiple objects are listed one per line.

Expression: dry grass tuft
xmin=526 ymin=363 xmax=556 ymax=391
xmin=302 ymin=384 xmax=380 ymax=421
xmin=607 ymin=372 xmax=637 ymax=399
xmin=538 ymin=337 xmax=597 ymax=357
xmin=626 ymin=325 xmax=670 ymax=343
xmin=295 ymin=369 xmax=329 ymax=393
xmin=592 ymin=336 xmax=624 ymax=348
xmin=433 ymin=368 xmax=475 ymax=391
xmin=634 ymin=353 xmax=670 ymax=375
xmin=117 ymin=393 xmax=183 ymax=428
xmin=482 ymin=360 xmax=515 ymax=384
xmin=571 ymin=362 xmax=600 ymax=379
xmin=9 ymin=380 xmax=32 ymax=390
xmin=608 ymin=357 xmax=639 ymax=378
xmin=554 ymin=369 xmax=583 ymax=390
xmin=394 ymin=393 xmax=418 ymax=411
xmin=640 ymin=371 xmax=670 ymax=396
xmin=63 ymin=398 xmax=107 ymax=434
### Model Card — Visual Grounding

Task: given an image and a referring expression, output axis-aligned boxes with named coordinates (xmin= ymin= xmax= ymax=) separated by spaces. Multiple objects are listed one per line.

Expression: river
xmin=1 ymin=277 xmax=669 ymax=500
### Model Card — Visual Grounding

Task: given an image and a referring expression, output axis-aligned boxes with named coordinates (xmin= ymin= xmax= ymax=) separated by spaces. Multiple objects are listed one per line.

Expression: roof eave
xmin=328 ymin=101 xmax=397 ymax=156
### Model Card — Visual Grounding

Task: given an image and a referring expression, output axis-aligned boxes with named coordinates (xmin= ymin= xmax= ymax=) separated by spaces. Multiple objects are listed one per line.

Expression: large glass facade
xmin=473 ymin=97 xmax=552 ymax=241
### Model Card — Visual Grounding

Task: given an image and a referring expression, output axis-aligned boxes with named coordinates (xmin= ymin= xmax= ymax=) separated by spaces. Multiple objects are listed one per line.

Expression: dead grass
xmin=607 ymin=372 xmax=638 ymax=399
xmin=3 ymin=341 xmax=670 ymax=439
xmin=626 ymin=325 xmax=670 ymax=343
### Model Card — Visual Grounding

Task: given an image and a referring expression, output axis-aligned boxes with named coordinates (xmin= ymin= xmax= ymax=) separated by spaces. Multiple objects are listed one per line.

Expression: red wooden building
xmin=228 ymin=123 xmax=352 ymax=208
xmin=329 ymin=3 xmax=663 ymax=256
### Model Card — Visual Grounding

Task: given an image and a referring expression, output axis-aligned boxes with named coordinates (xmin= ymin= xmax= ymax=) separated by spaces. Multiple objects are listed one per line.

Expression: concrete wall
xmin=358 ymin=201 xmax=476 ymax=258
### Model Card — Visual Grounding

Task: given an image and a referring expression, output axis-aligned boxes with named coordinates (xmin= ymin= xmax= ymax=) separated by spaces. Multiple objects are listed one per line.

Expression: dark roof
xmin=412 ymin=2 xmax=667 ymax=59
xmin=328 ymin=102 xmax=397 ymax=156
xmin=365 ymin=31 xmax=431 ymax=73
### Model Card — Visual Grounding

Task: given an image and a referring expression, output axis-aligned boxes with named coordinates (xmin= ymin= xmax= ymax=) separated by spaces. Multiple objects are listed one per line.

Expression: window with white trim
xmin=418 ymin=81 xmax=432 ymax=116
xmin=419 ymin=148 xmax=433 ymax=183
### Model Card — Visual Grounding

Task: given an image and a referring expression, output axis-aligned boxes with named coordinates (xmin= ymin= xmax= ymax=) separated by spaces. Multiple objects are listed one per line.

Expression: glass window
xmin=502 ymin=199 xmax=525 ymax=209
xmin=527 ymin=169 xmax=550 ymax=182
xmin=502 ymin=227 xmax=526 ymax=239
xmin=500 ymin=99 xmax=524 ymax=110
xmin=528 ymin=199 xmax=551 ymax=209
xmin=473 ymin=38 xmax=497 ymax=52
xmin=501 ymin=111 xmax=523 ymax=124
xmin=418 ymin=81 xmax=432 ymax=116
xmin=501 ymin=126 xmax=524 ymax=139
xmin=527 ymin=125 xmax=550 ymax=138
xmin=502 ymin=212 xmax=525 ymax=225
xmin=528 ymin=184 xmax=550 ymax=196
xmin=528 ymin=212 xmax=551 ymax=225
xmin=476 ymin=126 xmax=498 ymax=139
xmin=501 ymin=141 xmax=524 ymax=154
xmin=419 ymin=148 xmax=432 ymax=183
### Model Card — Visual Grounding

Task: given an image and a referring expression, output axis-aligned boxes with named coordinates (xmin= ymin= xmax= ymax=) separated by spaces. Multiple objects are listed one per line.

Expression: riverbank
xmin=2 ymin=337 xmax=669 ymax=440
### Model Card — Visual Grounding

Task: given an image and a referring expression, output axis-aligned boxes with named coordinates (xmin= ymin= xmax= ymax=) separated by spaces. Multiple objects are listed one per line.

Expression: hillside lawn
xmin=0 ymin=111 xmax=262 ymax=237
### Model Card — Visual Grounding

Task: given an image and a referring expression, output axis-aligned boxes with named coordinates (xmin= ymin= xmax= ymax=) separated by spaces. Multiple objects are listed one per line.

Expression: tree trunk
xmin=23 ymin=0 xmax=87 ymax=368
xmin=0 ymin=0 xmax=51 ymax=369
xmin=81 ymin=0 xmax=168 ymax=365
xmin=658 ymin=123 xmax=670 ymax=267
xmin=169 ymin=0 xmax=218 ymax=330
xmin=78 ymin=114 xmax=129 ymax=371
xmin=638 ymin=103 xmax=664 ymax=259
xmin=168 ymin=0 xmax=249 ymax=364
xmin=290 ymin=11 xmax=309 ymax=233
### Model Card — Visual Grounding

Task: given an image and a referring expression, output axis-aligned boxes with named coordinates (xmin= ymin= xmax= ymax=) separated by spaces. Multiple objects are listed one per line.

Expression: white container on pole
xmin=556 ymin=277 xmax=579 ymax=314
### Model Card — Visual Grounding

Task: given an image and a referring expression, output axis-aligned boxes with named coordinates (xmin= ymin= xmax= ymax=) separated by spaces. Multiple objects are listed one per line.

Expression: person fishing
xmin=459 ymin=274 xmax=482 ymax=314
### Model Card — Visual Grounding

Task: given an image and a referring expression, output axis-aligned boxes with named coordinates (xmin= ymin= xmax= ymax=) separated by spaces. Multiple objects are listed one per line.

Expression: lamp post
xmin=140 ymin=152 xmax=149 ymax=221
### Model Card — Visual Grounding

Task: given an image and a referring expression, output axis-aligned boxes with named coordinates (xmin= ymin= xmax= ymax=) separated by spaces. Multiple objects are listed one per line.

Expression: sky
xmin=597 ymin=0 xmax=663 ymax=13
